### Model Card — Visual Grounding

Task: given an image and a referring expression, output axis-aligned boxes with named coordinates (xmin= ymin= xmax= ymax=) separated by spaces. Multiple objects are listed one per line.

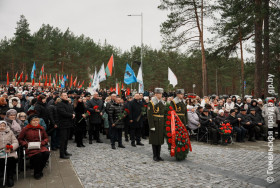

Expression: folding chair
xmin=23 ymin=144 xmax=51 ymax=178
xmin=197 ymin=127 xmax=209 ymax=143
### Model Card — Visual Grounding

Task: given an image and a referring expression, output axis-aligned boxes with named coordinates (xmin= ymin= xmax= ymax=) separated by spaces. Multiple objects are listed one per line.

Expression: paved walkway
xmin=6 ymin=150 xmax=83 ymax=188
xmin=68 ymin=135 xmax=280 ymax=188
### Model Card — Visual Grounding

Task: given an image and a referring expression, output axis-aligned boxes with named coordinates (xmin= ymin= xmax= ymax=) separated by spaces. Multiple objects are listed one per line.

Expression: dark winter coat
xmin=237 ymin=113 xmax=252 ymax=127
xmin=147 ymin=97 xmax=165 ymax=145
xmin=248 ymin=113 xmax=264 ymax=126
xmin=18 ymin=124 xmax=49 ymax=158
xmin=199 ymin=113 xmax=214 ymax=128
xmin=56 ymin=99 xmax=74 ymax=129
xmin=108 ymin=102 xmax=125 ymax=129
xmin=214 ymin=115 xmax=226 ymax=126
xmin=226 ymin=115 xmax=240 ymax=127
xmin=74 ymin=102 xmax=87 ymax=129
xmin=34 ymin=101 xmax=49 ymax=126
xmin=128 ymin=99 xmax=143 ymax=127
xmin=87 ymin=98 xmax=104 ymax=124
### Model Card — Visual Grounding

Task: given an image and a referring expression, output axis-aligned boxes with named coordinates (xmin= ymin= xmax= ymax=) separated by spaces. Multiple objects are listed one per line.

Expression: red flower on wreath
xmin=182 ymin=134 xmax=186 ymax=138
xmin=168 ymin=138 xmax=172 ymax=143
xmin=167 ymin=133 xmax=172 ymax=137
xmin=182 ymin=139 xmax=185 ymax=143
xmin=185 ymin=145 xmax=188 ymax=149
xmin=93 ymin=105 xmax=99 ymax=110
xmin=167 ymin=116 xmax=171 ymax=120
xmin=178 ymin=138 xmax=181 ymax=141
xmin=177 ymin=147 xmax=181 ymax=152
xmin=168 ymin=111 xmax=171 ymax=115
xmin=143 ymin=105 xmax=148 ymax=108
xmin=166 ymin=127 xmax=171 ymax=132
xmin=175 ymin=126 xmax=178 ymax=129
xmin=169 ymin=106 xmax=173 ymax=110
xmin=166 ymin=121 xmax=171 ymax=125
xmin=181 ymin=147 xmax=185 ymax=152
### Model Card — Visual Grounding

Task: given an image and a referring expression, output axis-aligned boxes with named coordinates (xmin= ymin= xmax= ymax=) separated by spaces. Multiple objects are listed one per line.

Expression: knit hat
xmin=0 ymin=121 xmax=7 ymax=127
xmin=6 ymin=109 xmax=17 ymax=117
xmin=28 ymin=114 xmax=40 ymax=123
xmin=218 ymin=109 xmax=224 ymax=115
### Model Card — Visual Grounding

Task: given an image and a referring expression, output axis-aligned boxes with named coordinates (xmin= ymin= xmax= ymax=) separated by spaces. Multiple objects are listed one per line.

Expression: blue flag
xmin=61 ymin=75 xmax=67 ymax=88
xmin=124 ymin=64 xmax=137 ymax=85
xmin=30 ymin=62 xmax=36 ymax=80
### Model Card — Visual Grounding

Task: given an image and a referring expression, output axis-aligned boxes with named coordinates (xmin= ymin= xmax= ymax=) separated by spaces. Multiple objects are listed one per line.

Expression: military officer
xmin=147 ymin=88 xmax=165 ymax=162
xmin=170 ymin=89 xmax=188 ymax=126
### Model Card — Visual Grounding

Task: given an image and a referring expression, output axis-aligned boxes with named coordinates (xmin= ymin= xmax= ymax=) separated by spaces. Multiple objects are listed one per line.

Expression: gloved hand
xmin=150 ymin=128 xmax=155 ymax=131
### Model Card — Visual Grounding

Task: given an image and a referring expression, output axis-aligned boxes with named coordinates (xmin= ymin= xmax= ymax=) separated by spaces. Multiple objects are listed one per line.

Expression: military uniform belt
xmin=177 ymin=113 xmax=185 ymax=116
xmin=153 ymin=114 xmax=164 ymax=117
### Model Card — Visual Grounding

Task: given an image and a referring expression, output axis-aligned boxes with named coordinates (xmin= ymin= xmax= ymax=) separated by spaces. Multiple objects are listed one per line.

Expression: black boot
xmin=152 ymin=145 xmax=159 ymax=162
xmin=157 ymin=145 xmax=164 ymax=161
xmin=7 ymin=175 xmax=14 ymax=187
xmin=65 ymin=151 xmax=72 ymax=156
xmin=131 ymin=141 xmax=136 ymax=147
xmin=111 ymin=145 xmax=116 ymax=149
xmin=136 ymin=141 xmax=144 ymax=146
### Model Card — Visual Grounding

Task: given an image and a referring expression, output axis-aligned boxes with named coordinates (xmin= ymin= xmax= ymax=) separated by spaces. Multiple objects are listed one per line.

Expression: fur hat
xmin=6 ymin=109 xmax=17 ymax=116
xmin=176 ymin=89 xmax=184 ymax=94
xmin=154 ymin=88 xmax=164 ymax=94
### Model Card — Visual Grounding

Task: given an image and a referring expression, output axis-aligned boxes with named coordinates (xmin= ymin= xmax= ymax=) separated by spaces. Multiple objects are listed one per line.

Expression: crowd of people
xmin=0 ymin=83 xmax=279 ymax=186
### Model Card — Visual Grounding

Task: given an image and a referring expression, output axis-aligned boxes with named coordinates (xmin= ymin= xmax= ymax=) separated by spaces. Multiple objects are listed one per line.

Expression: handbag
xmin=27 ymin=129 xmax=41 ymax=150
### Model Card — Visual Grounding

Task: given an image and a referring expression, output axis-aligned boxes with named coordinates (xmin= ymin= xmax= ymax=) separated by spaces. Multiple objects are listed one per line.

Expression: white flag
xmin=137 ymin=65 xmax=144 ymax=93
xmin=97 ymin=63 xmax=106 ymax=83
xmin=92 ymin=68 xmax=98 ymax=90
xmin=168 ymin=67 xmax=177 ymax=87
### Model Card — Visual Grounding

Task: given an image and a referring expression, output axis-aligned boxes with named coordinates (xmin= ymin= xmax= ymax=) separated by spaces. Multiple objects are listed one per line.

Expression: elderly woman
xmin=187 ymin=106 xmax=200 ymax=131
xmin=17 ymin=112 xmax=27 ymax=127
xmin=0 ymin=121 xmax=19 ymax=187
xmin=4 ymin=109 xmax=22 ymax=137
xmin=18 ymin=114 xmax=50 ymax=180
xmin=215 ymin=110 xmax=226 ymax=125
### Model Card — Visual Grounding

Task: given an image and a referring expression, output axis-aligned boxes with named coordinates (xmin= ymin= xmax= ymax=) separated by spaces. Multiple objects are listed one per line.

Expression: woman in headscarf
xmin=0 ymin=121 xmax=19 ymax=187
xmin=4 ymin=109 xmax=22 ymax=137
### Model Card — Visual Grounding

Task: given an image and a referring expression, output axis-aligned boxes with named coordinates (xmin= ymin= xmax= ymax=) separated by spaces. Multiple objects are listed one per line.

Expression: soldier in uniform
xmin=147 ymin=88 xmax=165 ymax=162
xmin=170 ymin=89 xmax=188 ymax=127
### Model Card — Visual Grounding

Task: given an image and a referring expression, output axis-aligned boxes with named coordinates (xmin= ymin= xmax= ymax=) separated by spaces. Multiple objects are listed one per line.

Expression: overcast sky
xmin=0 ymin=0 xmax=253 ymax=59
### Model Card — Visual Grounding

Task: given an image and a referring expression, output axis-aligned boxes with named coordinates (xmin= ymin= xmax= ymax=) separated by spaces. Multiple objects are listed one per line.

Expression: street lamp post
xmin=128 ymin=13 xmax=143 ymax=71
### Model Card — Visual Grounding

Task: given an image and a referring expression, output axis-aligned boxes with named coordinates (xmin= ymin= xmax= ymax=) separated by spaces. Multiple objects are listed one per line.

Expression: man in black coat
xmin=105 ymin=93 xmax=116 ymax=140
xmin=128 ymin=93 xmax=144 ymax=147
xmin=56 ymin=92 xmax=75 ymax=159
xmin=87 ymin=92 xmax=104 ymax=144
xmin=199 ymin=109 xmax=219 ymax=144
xmin=248 ymin=108 xmax=266 ymax=140
xmin=226 ymin=109 xmax=246 ymax=142
xmin=237 ymin=109 xmax=256 ymax=141
xmin=124 ymin=96 xmax=132 ymax=142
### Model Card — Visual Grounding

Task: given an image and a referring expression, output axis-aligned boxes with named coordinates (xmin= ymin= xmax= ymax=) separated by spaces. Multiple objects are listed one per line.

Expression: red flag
xmin=49 ymin=74 xmax=51 ymax=86
xmin=78 ymin=80 xmax=84 ymax=89
xmin=121 ymin=83 xmax=124 ymax=90
xmin=126 ymin=87 xmax=130 ymax=96
xmin=44 ymin=74 xmax=48 ymax=87
xmin=73 ymin=77 xmax=77 ymax=87
xmin=17 ymin=72 xmax=23 ymax=86
xmin=23 ymin=74 xmax=28 ymax=85
xmin=14 ymin=72 xmax=18 ymax=83
xmin=70 ymin=74 xmax=73 ymax=88
xmin=32 ymin=78 xmax=35 ymax=86
xmin=6 ymin=72 xmax=9 ymax=86
xmin=89 ymin=82 xmax=91 ymax=87
xmin=105 ymin=54 xmax=114 ymax=76
xmin=110 ymin=87 xmax=113 ymax=92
